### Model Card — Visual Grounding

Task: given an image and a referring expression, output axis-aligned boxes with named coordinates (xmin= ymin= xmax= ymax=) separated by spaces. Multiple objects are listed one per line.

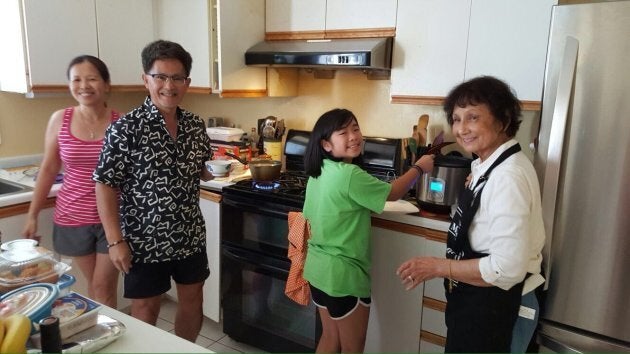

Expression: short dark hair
xmin=66 ymin=55 xmax=111 ymax=82
xmin=141 ymin=40 xmax=193 ymax=77
xmin=304 ymin=108 xmax=360 ymax=178
xmin=444 ymin=76 xmax=522 ymax=137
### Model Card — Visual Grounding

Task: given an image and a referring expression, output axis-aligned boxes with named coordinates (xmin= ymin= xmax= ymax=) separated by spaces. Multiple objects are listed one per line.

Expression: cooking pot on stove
xmin=225 ymin=152 xmax=282 ymax=182
xmin=416 ymin=154 xmax=472 ymax=214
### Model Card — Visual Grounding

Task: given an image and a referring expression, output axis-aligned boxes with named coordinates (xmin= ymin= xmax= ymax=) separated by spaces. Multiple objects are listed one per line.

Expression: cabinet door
xmin=200 ymin=196 xmax=220 ymax=322
xmin=266 ymin=0 xmax=326 ymax=33
xmin=326 ymin=0 xmax=397 ymax=31
xmin=96 ymin=0 xmax=155 ymax=86
xmin=155 ymin=0 xmax=214 ymax=91
xmin=466 ymin=0 xmax=556 ymax=101
xmin=0 ymin=0 xmax=29 ymax=93
xmin=216 ymin=0 xmax=266 ymax=96
xmin=21 ymin=0 xmax=98 ymax=90
xmin=365 ymin=227 xmax=424 ymax=353
xmin=390 ymin=0 xmax=470 ymax=99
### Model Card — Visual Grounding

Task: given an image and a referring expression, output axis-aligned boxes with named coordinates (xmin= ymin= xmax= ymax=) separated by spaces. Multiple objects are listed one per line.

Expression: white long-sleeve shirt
xmin=467 ymin=140 xmax=545 ymax=290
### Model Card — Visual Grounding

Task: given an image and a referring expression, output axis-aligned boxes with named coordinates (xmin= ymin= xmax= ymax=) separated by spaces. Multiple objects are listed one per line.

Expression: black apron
xmin=444 ymin=143 xmax=525 ymax=353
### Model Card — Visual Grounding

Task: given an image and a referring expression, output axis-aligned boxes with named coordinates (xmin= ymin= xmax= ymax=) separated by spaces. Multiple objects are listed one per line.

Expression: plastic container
xmin=0 ymin=247 xmax=70 ymax=294
xmin=0 ymin=283 xmax=59 ymax=333
xmin=206 ymin=127 xmax=245 ymax=142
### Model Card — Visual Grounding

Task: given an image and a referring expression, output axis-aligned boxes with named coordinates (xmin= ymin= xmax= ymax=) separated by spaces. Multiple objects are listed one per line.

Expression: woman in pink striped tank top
xmin=22 ymin=55 xmax=120 ymax=308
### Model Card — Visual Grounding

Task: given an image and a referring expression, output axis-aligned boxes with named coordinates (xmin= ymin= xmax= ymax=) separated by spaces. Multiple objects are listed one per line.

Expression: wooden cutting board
xmin=416 ymin=114 xmax=429 ymax=146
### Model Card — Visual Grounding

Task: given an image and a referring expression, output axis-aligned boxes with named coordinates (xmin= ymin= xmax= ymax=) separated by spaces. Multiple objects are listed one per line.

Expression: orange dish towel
xmin=285 ymin=211 xmax=311 ymax=306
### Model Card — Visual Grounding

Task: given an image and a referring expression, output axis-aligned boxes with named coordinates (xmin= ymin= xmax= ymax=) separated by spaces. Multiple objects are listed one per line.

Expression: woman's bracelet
xmin=411 ymin=165 xmax=424 ymax=175
xmin=107 ymin=239 xmax=126 ymax=249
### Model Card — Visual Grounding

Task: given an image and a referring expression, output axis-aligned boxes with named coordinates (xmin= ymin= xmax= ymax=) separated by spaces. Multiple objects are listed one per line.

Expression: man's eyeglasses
xmin=146 ymin=73 xmax=189 ymax=86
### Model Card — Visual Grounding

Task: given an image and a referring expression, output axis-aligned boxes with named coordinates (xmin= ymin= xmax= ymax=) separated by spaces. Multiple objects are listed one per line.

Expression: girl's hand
xmin=415 ymin=154 xmax=435 ymax=174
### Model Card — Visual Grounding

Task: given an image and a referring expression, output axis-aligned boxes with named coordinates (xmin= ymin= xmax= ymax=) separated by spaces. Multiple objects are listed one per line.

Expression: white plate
xmin=382 ymin=200 xmax=420 ymax=213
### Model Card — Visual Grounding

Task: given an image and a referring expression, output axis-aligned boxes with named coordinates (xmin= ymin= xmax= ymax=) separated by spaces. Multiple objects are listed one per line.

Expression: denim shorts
xmin=53 ymin=223 xmax=108 ymax=256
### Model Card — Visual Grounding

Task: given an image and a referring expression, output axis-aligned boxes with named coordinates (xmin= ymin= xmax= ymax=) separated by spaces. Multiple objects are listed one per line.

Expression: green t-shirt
xmin=303 ymin=159 xmax=391 ymax=297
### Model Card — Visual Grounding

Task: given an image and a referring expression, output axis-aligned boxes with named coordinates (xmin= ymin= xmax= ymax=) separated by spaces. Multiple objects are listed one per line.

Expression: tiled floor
xmin=155 ymin=297 xmax=266 ymax=353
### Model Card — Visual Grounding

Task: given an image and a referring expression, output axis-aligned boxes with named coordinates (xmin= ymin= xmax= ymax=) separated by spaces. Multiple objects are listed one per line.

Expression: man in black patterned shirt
xmin=94 ymin=40 xmax=214 ymax=342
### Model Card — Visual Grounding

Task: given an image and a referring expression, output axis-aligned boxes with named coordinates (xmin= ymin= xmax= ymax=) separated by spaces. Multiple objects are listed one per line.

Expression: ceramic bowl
xmin=206 ymin=160 xmax=232 ymax=177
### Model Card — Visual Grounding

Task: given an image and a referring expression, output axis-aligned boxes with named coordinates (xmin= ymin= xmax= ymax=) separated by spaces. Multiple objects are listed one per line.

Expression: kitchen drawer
xmin=422 ymin=298 xmax=447 ymax=338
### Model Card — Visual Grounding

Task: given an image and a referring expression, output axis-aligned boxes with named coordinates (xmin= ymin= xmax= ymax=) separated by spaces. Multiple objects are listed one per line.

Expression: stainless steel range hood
xmin=245 ymin=37 xmax=393 ymax=79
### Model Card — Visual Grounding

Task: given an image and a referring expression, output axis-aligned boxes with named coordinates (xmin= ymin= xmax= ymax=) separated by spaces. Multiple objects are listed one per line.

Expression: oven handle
xmin=223 ymin=246 xmax=290 ymax=276
xmin=223 ymin=198 xmax=292 ymax=219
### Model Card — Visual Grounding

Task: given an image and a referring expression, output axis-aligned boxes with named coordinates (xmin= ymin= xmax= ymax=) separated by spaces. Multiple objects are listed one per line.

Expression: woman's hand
xmin=108 ymin=241 xmax=132 ymax=274
xmin=396 ymin=256 xmax=443 ymax=291
xmin=21 ymin=217 xmax=39 ymax=241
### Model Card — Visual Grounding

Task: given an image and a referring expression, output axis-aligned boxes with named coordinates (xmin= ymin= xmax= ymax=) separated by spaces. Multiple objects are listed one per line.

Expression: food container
xmin=0 ymin=283 xmax=59 ymax=333
xmin=206 ymin=127 xmax=245 ymax=142
xmin=0 ymin=247 xmax=70 ymax=294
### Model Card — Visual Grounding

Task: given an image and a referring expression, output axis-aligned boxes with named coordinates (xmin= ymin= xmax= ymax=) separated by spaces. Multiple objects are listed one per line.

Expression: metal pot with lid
xmin=416 ymin=154 xmax=472 ymax=214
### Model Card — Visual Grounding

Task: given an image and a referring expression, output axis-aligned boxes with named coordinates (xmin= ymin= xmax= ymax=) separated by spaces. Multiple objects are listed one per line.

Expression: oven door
xmin=221 ymin=193 xmax=301 ymax=258
xmin=222 ymin=244 xmax=321 ymax=352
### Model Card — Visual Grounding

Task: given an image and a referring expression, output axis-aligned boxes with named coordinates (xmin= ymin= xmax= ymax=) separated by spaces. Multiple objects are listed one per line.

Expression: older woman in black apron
xmin=397 ymin=76 xmax=545 ymax=353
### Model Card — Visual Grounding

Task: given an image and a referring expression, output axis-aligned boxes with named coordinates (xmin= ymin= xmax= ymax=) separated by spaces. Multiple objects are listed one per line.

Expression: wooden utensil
xmin=417 ymin=114 xmax=429 ymax=146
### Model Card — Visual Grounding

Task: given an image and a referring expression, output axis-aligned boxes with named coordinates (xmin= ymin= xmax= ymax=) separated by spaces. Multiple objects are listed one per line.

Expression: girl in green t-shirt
xmin=303 ymin=108 xmax=434 ymax=353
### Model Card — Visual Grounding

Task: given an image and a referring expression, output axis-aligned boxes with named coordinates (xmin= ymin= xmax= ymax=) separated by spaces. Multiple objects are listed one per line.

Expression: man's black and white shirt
xmin=94 ymin=96 xmax=212 ymax=263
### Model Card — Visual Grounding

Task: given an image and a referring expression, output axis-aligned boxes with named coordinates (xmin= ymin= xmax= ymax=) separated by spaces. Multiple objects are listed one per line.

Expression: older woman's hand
xmin=396 ymin=256 xmax=443 ymax=291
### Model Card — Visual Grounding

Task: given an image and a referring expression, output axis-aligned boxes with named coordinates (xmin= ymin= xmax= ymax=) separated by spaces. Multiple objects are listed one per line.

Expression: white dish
xmin=206 ymin=160 xmax=232 ymax=176
xmin=382 ymin=200 xmax=420 ymax=213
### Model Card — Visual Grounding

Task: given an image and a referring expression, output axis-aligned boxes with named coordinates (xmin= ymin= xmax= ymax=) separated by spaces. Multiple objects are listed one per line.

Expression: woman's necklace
xmin=78 ymin=107 xmax=104 ymax=140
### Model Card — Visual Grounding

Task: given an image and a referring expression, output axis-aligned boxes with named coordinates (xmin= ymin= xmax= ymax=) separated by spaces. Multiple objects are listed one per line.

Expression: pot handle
xmin=224 ymin=152 xmax=248 ymax=165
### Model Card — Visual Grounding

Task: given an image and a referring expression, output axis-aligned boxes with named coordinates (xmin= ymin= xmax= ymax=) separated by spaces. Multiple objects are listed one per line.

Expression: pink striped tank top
xmin=54 ymin=107 xmax=119 ymax=226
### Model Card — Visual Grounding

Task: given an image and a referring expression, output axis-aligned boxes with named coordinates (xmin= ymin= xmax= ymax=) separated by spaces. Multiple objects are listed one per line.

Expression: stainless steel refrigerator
xmin=534 ymin=1 xmax=630 ymax=352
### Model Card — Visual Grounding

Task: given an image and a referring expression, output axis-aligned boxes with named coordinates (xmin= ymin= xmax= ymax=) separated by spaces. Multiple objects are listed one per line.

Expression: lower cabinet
xmin=165 ymin=190 xmax=221 ymax=322
xmin=199 ymin=192 xmax=221 ymax=322
xmin=365 ymin=225 xmax=425 ymax=353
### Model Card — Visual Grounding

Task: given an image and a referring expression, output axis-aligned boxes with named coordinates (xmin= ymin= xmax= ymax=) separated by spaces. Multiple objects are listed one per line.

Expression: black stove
xmin=219 ymin=129 xmax=403 ymax=353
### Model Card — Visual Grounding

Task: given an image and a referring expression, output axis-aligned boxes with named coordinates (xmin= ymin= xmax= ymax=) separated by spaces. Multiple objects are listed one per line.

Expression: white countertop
xmin=98 ymin=306 xmax=213 ymax=353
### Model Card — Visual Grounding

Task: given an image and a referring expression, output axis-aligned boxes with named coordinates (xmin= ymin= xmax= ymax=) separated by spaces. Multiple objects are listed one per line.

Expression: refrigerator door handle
xmin=540 ymin=36 xmax=579 ymax=287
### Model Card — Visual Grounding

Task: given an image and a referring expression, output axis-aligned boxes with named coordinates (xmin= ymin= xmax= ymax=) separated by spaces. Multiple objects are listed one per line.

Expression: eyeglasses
xmin=146 ymin=73 xmax=189 ymax=86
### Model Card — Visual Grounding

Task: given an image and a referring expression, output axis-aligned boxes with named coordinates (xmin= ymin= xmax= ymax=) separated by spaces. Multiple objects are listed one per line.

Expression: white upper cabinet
xmin=466 ymin=0 xmax=556 ymax=101
xmin=216 ymin=0 xmax=267 ymax=96
xmin=266 ymin=0 xmax=397 ymax=36
xmin=326 ymin=0 xmax=397 ymax=31
xmin=391 ymin=0 xmax=556 ymax=107
xmin=0 ymin=0 xmax=98 ymax=94
xmin=266 ymin=0 xmax=326 ymax=33
xmin=96 ymin=0 xmax=155 ymax=86
xmin=390 ymin=0 xmax=470 ymax=100
xmin=0 ymin=0 xmax=154 ymax=94
xmin=154 ymin=0 xmax=215 ymax=92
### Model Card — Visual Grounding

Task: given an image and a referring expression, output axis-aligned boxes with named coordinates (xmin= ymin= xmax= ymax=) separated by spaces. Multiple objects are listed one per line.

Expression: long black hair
xmin=304 ymin=108 xmax=362 ymax=178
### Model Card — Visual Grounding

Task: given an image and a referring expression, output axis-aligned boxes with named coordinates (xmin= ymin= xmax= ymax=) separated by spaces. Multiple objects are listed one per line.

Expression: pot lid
xmin=0 ymin=283 xmax=58 ymax=318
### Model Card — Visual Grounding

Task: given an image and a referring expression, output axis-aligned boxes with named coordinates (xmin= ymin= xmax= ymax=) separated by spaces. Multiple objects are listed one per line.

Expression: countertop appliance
xmin=220 ymin=129 xmax=403 ymax=353
xmin=416 ymin=154 xmax=471 ymax=214
xmin=534 ymin=2 xmax=630 ymax=352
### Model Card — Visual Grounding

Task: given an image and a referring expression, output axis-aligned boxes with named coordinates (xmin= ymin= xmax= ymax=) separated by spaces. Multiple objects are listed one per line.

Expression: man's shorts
xmin=124 ymin=251 xmax=210 ymax=299
xmin=310 ymin=284 xmax=371 ymax=320
xmin=53 ymin=223 xmax=108 ymax=256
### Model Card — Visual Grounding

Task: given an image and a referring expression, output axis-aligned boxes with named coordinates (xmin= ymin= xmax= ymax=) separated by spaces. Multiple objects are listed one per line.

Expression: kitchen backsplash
xmin=0 ymin=70 xmax=538 ymax=162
